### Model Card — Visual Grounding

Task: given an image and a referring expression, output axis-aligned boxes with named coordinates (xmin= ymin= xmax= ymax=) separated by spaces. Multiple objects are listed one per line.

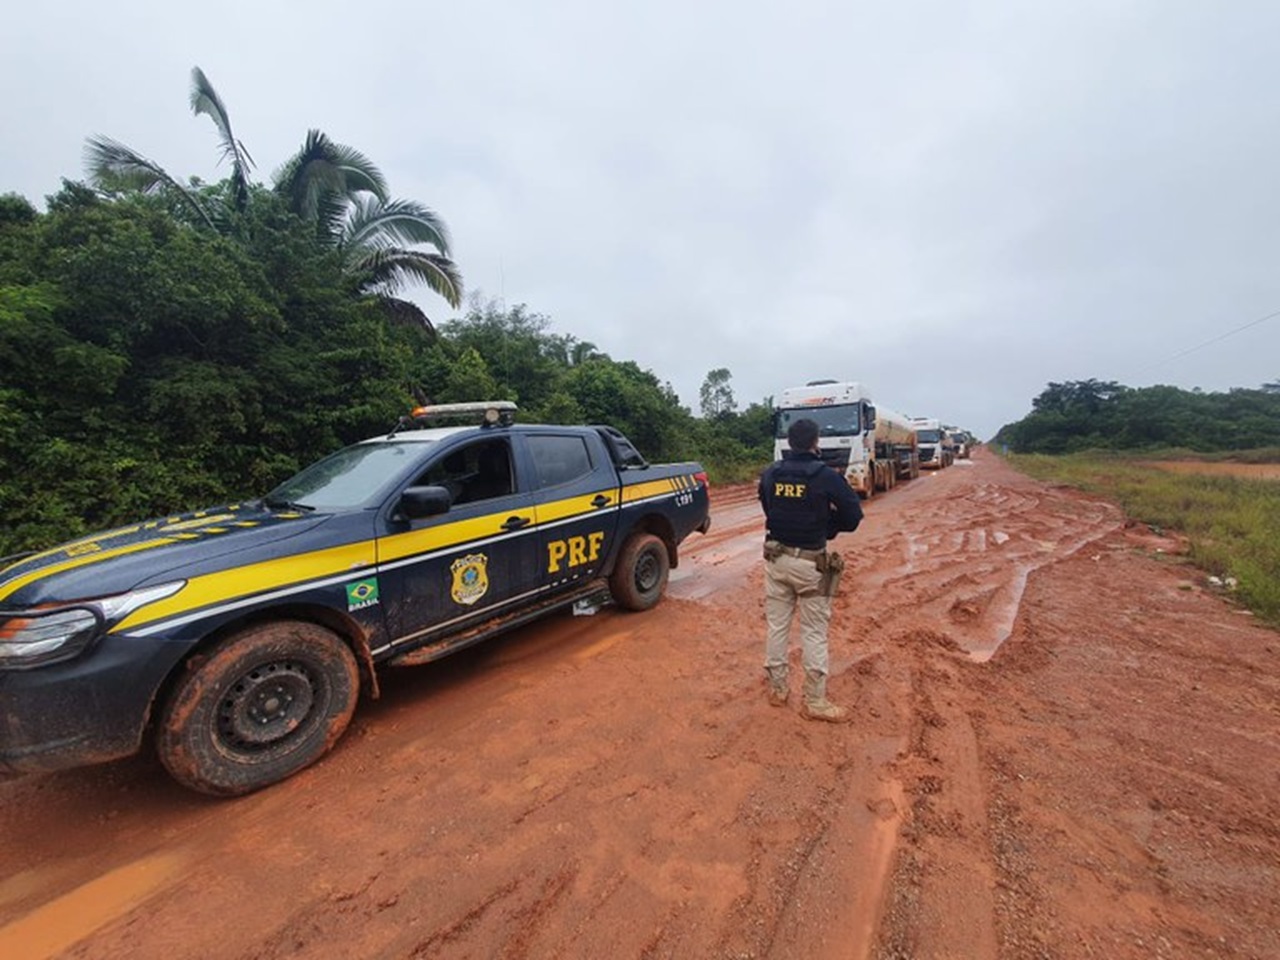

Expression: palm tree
xmin=274 ymin=134 xmax=462 ymax=332
xmin=86 ymin=68 xmax=253 ymax=227
xmin=83 ymin=133 xmax=217 ymax=229
xmin=187 ymin=67 xmax=255 ymax=213
xmin=85 ymin=67 xmax=463 ymax=333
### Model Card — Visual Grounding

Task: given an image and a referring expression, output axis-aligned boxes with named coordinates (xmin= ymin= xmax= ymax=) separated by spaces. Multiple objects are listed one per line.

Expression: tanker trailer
xmin=875 ymin=406 xmax=921 ymax=484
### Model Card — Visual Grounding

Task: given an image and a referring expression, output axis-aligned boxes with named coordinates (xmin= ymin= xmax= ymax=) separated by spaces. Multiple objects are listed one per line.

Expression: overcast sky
xmin=5 ymin=1 xmax=1280 ymax=439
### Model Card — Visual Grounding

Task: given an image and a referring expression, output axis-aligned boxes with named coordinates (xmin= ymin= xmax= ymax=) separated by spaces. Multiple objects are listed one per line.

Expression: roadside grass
xmin=704 ymin=459 xmax=770 ymax=486
xmin=1119 ymin=445 xmax=1280 ymax=464
xmin=1009 ymin=453 xmax=1280 ymax=627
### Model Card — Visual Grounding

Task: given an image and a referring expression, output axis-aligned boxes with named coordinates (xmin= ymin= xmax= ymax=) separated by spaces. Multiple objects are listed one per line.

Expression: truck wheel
xmin=156 ymin=621 xmax=359 ymax=796
xmin=609 ymin=533 xmax=670 ymax=611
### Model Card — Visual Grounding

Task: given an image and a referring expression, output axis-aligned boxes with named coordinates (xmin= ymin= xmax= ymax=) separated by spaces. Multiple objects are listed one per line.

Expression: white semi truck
xmin=911 ymin=417 xmax=954 ymax=469
xmin=773 ymin=380 xmax=920 ymax=499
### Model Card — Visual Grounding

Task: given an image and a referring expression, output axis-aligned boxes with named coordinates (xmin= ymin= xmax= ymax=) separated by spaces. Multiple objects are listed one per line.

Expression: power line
xmin=1134 ymin=306 xmax=1280 ymax=377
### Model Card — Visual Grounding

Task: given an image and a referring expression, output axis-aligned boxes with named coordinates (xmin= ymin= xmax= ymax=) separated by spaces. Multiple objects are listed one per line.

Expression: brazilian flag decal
xmin=345 ymin=577 xmax=380 ymax=611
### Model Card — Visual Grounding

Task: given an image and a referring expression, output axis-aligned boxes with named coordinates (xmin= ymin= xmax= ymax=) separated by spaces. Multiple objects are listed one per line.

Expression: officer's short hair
xmin=787 ymin=418 xmax=820 ymax=452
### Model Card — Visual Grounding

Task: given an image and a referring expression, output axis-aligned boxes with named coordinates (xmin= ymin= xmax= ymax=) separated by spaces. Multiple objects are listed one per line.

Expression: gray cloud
xmin=4 ymin=0 xmax=1279 ymax=439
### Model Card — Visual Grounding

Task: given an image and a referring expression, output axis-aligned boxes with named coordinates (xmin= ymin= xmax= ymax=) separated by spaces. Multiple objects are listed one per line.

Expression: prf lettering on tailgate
xmin=774 ymin=482 xmax=806 ymax=498
xmin=547 ymin=532 xmax=606 ymax=573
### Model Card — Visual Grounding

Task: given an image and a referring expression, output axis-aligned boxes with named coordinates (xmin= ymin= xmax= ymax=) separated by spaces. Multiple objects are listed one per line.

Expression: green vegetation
xmin=85 ymin=68 xmax=461 ymax=334
xmin=0 ymin=65 xmax=778 ymax=559
xmin=1010 ymin=453 xmax=1280 ymax=626
xmin=421 ymin=301 xmax=774 ymax=479
xmin=1 ymin=93 xmax=773 ymax=558
xmin=0 ymin=183 xmax=772 ymax=557
xmin=994 ymin=378 xmax=1280 ymax=455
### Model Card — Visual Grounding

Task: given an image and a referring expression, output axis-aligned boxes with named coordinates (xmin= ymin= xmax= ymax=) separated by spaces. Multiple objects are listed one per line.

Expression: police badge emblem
xmin=450 ymin=554 xmax=490 ymax=605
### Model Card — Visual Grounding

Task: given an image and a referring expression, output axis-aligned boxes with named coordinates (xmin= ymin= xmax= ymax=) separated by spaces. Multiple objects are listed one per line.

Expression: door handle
xmin=501 ymin=515 xmax=532 ymax=531
xmin=591 ymin=494 xmax=611 ymax=508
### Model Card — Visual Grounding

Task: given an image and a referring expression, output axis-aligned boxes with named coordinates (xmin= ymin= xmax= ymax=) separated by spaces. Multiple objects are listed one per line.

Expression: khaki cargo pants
xmin=763 ymin=552 xmax=832 ymax=681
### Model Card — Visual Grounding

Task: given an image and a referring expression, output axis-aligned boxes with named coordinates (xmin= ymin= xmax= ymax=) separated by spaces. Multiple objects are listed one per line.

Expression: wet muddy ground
xmin=1 ymin=451 xmax=1277 ymax=959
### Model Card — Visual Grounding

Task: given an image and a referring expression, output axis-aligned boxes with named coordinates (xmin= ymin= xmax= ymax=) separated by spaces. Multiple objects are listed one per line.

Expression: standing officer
xmin=758 ymin=417 xmax=864 ymax=721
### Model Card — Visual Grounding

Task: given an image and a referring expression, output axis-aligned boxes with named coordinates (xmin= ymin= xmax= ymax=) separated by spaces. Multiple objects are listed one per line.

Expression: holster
xmin=819 ymin=551 xmax=845 ymax=597
xmin=763 ymin=541 xmax=783 ymax=561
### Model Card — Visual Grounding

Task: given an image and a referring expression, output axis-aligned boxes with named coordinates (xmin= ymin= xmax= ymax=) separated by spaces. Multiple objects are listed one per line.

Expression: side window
xmin=597 ymin=427 xmax=647 ymax=468
xmin=528 ymin=435 xmax=595 ymax=489
xmin=414 ymin=439 xmax=514 ymax=505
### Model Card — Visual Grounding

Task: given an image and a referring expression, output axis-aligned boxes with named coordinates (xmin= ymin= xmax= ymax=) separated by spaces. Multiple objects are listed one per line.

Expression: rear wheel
xmin=157 ymin=621 xmax=359 ymax=796
xmin=609 ymin=533 xmax=670 ymax=611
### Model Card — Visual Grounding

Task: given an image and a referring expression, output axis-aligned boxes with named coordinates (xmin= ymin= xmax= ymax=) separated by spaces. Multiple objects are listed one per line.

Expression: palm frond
xmin=275 ymin=135 xmax=349 ymax=222
xmin=377 ymin=296 xmax=438 ymax=337
xmin=273 ymin=130 xmax=388 ymax=223
xmin=342 ymin=196 xmax=452 ymax=256
xmin=189 ymin=67 xmax=255 ymax=210
xmin=83 ymin=135 xmax=216 ymax=229
xmin=322 ymin=140 xmax=387 ymax=201
xmin=352 ymin=248 xmax=463 ymax=308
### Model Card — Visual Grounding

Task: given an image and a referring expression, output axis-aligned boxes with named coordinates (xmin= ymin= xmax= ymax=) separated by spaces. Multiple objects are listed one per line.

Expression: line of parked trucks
xmin=772 ymin=380 xmax=975 ymax=500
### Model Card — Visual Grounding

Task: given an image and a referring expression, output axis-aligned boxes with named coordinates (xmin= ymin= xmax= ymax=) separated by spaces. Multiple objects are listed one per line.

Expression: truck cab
xmin=773 ymin=380 xmax=878 ymax=496
xmin=912 ymin=417 xmax=954 ymax=469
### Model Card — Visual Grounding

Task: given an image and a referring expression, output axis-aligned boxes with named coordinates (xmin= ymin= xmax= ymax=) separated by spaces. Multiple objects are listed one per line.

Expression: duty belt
xmin=764 ymin=540 xmax=825 ymax=563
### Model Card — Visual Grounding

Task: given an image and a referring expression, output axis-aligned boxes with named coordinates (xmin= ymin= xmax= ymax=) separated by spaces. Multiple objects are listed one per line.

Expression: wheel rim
xmin=635 ymin=549 xmax=662 ymax=593
xmin=218 ymin=659 xmax=322 ymax=754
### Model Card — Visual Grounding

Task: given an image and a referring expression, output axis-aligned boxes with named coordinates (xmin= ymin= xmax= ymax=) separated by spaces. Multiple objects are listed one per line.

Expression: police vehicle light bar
xmin=388 ymin=401 xmax=518 ymax=436
xmin=411 ymin=400 xmax=517 ymax=422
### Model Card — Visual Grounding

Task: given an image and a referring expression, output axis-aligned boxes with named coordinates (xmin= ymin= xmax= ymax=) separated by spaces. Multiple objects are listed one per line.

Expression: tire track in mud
xmin=4 ymin=454 xmax=1206 ymax=960
xmin=843 ymin=477 xmax=1123 ymax=662
xmin=822 ymin=461 xmax=1123 ymax=958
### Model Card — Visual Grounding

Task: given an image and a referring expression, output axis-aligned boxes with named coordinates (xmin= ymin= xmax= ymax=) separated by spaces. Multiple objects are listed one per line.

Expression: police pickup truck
xmin=0 ymin=402 xmax=711 ymax=795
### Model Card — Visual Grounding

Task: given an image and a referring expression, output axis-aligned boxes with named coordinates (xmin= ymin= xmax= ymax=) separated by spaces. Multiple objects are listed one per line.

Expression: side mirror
xmin=399 ymin=485 xmax=453 ymax=519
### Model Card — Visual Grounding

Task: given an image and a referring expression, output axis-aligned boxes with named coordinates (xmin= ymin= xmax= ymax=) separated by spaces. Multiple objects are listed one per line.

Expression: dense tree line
xmin=0 ymin=66 xmax=780 ymax=557
xmin=994 ymin=378 xmax=1280 ymax=454
xmin=0 ymin=186 xmax=772 ymax=556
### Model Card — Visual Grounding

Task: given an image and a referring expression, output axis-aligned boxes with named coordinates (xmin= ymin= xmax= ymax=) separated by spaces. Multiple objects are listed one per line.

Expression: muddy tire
xmin=609 ymin=533 xmax=670 ymax=612
xmin=156 ymin=621 xmax=359 ymax=796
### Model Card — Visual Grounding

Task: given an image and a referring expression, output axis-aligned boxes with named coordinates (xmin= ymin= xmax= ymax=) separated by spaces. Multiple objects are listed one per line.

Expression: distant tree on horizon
xmin=700 ymin=367 xmax=737 ymax=419
xmin=997 ymin=379 xmax=1280 ymax=453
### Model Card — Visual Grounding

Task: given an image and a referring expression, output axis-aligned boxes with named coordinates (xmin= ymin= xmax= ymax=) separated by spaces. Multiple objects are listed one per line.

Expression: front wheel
xmin=156 ymin=621 xmax=359 ymax=796
xmin=609 ymin=533 xmax=671 ymax=611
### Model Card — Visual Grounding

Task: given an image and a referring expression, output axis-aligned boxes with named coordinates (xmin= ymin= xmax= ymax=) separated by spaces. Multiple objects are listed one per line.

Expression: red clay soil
xmin=1 ymin=451 xmax=1276 ymax=960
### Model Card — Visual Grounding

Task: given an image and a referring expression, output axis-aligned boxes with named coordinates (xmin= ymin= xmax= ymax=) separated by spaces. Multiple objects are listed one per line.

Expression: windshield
xmin=916 ymin=429 xmax=942 ymax=443
xmin=265 ymin=441 xmax=430 ymax=510
xmin=775 ymin=404 xmax=862 ymax=439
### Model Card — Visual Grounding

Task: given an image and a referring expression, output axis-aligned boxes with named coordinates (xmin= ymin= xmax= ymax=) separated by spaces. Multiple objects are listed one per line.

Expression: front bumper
xmin=0 ymin=632 xmax=190 ymax=776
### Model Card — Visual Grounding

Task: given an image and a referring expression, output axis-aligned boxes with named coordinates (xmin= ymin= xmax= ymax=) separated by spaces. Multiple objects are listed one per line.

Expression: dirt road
xmin=2 ymin=452 xmax=1277 ymax=960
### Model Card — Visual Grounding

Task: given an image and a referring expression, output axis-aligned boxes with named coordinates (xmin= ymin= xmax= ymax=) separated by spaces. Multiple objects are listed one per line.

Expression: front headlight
xmin=0 ymin=581 xmax=185 ymax=670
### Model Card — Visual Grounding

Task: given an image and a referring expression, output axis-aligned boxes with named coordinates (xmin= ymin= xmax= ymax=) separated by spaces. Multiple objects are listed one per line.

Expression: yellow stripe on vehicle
xmin=115 ymin=540 xmax=377 ymax=631
xmin=535 ymin=489 xmax=616 ymax=524
xmin=0 ymin=538 xmax=181 ymax=602
xmin=621 ymin=479 xmax=676 ymax=503
xmin=377 ymin=511 xmax=532 ymax=564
